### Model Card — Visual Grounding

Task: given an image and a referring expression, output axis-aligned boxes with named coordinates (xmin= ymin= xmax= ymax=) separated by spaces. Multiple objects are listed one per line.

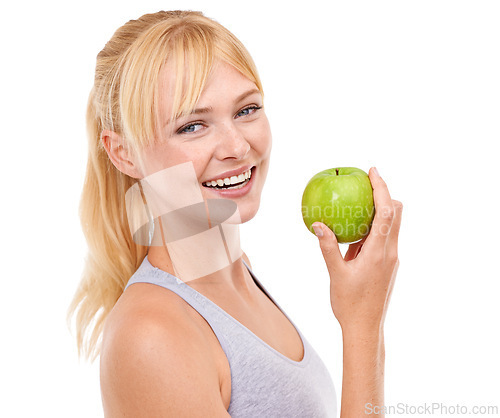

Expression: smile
xmin=202 ymin=167 xmax=253 ymax=190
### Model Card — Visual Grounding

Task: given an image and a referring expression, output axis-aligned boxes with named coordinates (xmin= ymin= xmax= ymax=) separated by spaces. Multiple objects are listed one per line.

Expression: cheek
xmin=176 ymin=145 xmax=215 ymax=181
xmin=136 ymin=147 xmax=171 ymax=178
xmin=140 ymin=142 xmax=212 ymax=179
xmin=252 ymin=118 xmax=272 ymax=157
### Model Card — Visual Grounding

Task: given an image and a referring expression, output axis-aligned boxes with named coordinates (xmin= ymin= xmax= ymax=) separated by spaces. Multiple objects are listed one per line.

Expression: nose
xmin=214 ymin=122 xmax=250 ymax=161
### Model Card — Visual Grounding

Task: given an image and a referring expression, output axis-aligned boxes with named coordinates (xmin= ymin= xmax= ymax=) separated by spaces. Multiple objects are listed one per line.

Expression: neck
xmin=146 ymin=231 xmax=256 ymax=297
xmin=143 ymin=194 xmax=257 ymax=297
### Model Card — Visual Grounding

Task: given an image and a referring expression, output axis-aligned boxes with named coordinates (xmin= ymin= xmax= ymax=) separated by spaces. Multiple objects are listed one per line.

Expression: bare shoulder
xmin=242 ymin=251 xmax=252 ymax=269
xmin=100 ymin=284 xmax=230 ymax=417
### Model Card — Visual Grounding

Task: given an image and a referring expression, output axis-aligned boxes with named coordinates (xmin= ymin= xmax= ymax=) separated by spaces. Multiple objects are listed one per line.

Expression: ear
xmin=101 ymin=130 xmax=142 ymax=179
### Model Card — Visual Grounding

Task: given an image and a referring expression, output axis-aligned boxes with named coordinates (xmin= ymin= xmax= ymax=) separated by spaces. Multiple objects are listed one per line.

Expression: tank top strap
xmin=124 ymin=255 xmax=235 ymax=361
xmin=123 ymin=255 xmax=337 ymax=417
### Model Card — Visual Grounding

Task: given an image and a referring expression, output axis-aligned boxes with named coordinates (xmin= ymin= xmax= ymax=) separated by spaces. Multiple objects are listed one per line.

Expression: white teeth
xmin=203 ymin=167 xmax=253 ymax=188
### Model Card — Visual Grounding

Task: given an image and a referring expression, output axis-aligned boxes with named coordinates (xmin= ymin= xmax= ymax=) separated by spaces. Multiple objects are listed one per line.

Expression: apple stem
xmin=335 ymin=169 xmax=339 ymax=176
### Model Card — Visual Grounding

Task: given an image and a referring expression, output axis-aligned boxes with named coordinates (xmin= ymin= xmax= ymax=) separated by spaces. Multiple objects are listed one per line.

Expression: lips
xmin=202 ymin=165 xmax=256 ymax=198
xmin=203 ymin=164 xmax=253 ymax=184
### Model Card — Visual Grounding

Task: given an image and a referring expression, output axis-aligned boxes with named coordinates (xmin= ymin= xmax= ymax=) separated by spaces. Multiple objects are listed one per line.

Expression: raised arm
xmin=311 ymin=167 xmax=403 ymax=418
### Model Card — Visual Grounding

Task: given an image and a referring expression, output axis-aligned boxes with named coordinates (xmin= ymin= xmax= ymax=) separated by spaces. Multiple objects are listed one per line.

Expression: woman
xmin=68 ymin=10 xmax=402 ymax=417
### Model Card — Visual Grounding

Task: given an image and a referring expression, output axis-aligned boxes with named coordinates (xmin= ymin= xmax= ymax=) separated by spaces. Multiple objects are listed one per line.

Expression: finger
xmin=386 ymin=200 xmax=403 ymax=255
xmin=366 ymin=167 xmax=395 ymax=245
xmin=344 ymin=236 xmax=366 ymax=261
xmin=311 ymin=222 xmax=346 ymax=275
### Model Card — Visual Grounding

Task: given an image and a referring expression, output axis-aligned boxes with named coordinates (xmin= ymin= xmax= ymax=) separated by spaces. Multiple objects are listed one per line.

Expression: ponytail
xmin=67 ymin=93 xmax=147 ymax=362
xmin=67 ymin=10 xmax=264 ymax=362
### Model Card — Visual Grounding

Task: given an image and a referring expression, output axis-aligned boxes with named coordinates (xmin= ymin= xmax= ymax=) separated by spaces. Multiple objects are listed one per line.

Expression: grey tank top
xmin=125 ymin=255 xmax=337 ymax=417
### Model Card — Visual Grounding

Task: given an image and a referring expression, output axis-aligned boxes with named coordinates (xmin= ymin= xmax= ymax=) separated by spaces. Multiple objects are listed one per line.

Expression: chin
xmin=237 ymin=200 xmax=261 ymax=224
xmin=199 ymin=167 xmax=265 ymax=225
xmin=197 ymin=190 xmax=260 ymax=224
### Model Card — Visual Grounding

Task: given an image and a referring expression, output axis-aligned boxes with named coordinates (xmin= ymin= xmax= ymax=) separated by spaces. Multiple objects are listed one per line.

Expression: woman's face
xmin=137 ymin=60 xmax=272 ymax=224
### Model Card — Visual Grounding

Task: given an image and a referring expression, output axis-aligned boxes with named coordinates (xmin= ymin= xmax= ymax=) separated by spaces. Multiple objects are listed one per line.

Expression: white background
xmin=1 ymin=1 xmax=499 ymax=417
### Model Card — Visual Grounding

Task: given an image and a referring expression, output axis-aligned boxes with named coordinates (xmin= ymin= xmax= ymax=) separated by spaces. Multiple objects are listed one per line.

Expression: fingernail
xmin=312 ymin=224 xmax=323 ymax=238
xmin=373 ymin=167 xmax=380 ymax=177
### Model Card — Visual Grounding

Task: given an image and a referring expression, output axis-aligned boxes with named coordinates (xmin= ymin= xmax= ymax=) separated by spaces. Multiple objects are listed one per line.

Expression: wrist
xmin=340 ymin=321 xmax=386 ymax=417
xmin=341 ymin=320 xmax=384 ymax=341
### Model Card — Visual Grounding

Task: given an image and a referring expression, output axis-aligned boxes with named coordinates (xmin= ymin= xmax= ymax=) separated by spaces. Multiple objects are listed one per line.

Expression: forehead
xmin=157 ymin=60 xmax=258 ymax=117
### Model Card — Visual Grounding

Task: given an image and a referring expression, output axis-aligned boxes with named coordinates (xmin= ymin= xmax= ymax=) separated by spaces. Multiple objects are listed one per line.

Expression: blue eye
xmin=178 ymin=122 xmax=204 ymax=134
xmin=236 ymin=105 xmax=262 ymax=118
xmin=176 ymin=105 xmax=262 ymax=135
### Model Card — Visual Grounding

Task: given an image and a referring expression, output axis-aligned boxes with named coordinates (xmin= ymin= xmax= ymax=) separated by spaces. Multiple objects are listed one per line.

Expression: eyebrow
xmin=166 ymin=88 xmax=262 ymax=125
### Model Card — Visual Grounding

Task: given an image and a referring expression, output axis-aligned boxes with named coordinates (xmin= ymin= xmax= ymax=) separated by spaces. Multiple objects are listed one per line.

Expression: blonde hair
xmin=67 ymin=10 xmax=264 ymax=362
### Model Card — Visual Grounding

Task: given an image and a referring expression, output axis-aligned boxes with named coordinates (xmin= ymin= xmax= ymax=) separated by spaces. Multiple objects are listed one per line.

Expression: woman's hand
xmin=312 ymin=167 xmax=403 ymax=333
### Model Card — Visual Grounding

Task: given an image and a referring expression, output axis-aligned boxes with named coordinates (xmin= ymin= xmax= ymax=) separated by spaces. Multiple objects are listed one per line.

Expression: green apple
xmin=301 ymin=167 xmax=375 ymax=244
